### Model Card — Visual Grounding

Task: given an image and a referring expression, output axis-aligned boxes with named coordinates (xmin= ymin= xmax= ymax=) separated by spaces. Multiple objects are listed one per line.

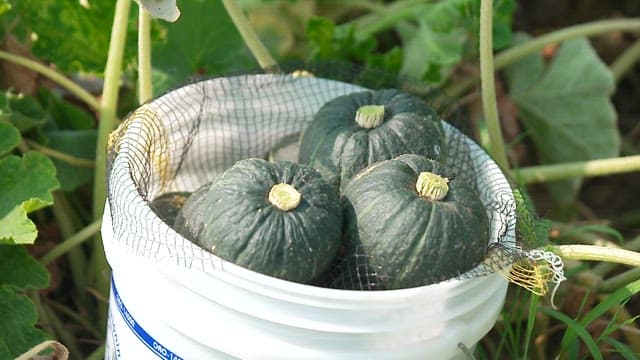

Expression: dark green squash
xmin=341 ymin=154 xmax=489 ymax=289
xmin=298 ymin=89 xmax=446 ymax=190
xmin=149 ymin=191 xmax=192 ymax=226
xmin=173 ymin=158 xmax=342 ymax=283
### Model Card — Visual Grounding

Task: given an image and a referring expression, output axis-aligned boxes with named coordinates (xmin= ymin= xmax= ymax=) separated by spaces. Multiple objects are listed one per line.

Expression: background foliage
xmin=0 ymin=0 xmax=639 ymax=358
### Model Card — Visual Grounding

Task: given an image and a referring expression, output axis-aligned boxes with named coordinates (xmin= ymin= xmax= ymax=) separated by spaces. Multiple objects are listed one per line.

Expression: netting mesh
xmin=106 ymin=64 xmax=561 ymax=291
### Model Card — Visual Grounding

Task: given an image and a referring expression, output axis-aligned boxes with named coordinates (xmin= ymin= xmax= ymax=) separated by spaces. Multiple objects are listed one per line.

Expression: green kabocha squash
xmin=298 ymin=89 xmax=446 ymax=190
xmin=341 ymin=154 xmax=490 ymax=289
xmin=149 ymin=191 xmax=192 ymax=226
xmin=173 ymin=158 xmax=342 ymax=283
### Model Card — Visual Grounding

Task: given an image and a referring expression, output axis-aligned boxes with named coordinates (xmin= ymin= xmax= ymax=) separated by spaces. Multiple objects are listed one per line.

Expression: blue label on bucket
xmin=111 ymin=276 xmax=184 ymax=360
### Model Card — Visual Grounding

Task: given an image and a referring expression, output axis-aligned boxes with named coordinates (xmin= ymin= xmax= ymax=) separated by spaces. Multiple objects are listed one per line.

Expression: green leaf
xmin=152 ymin=0 xmax=254 ymax=87
xmin=397 ymin=0 xmax=515 ymax=83
xmin=0 ymin=91 xmax=48 ymax=133
xmin=0 ymin=245 xmax=50 ymax=359
xmin=10 ymin=0 xmax=137 ymax=73
xmin=560 ymin=278 xmax=640 ymax=354
xmin=306 ymin=17 xmax=335 ymax=59
xmin=539 ymin=306 xmax=603 ymax=360
xmin=0 ymin=152 xmax=59 ymax=245
xmin=398 ymin=18 xmax=466 ymax=83
xmin=506 ymin=38 xmax=620 ymax=204
xmin=306 ymin=17 xmax=379 ymax=67
xmin=46 ymin=130 xmax=96 ymax=191
xmin=0 ymin=245 xmax=49 ymax=290
xmin=0 ymin=122 xmax=21 ymax=156
xmin=603 ymin=337 xmax=637 ymax=360
xmin=0 ymin=288 xmax=50 ymax=359
xmin=37 ymin=89 xmax=95 ymax=130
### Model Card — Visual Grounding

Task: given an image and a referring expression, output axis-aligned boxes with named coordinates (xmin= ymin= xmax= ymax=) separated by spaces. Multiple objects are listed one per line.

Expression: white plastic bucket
xmin=103 ymin=74 xmax=515 ymax=359
xmin=103 ymin=202 xmax=508 ymax=359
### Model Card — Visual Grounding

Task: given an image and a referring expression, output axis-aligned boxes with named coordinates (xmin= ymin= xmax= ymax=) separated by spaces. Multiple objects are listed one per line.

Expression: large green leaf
xmin=0 ymin=152 xmax=59 ymax=245
xmin=0 ymin=245 xmax=50 ymax=359
xmin=505 ymin=38 xmax=619 ymax=203
xmin=10 ymin=0 xmax=137 ymax=73
xmin=0 ymin=122 xmax=20 ymax=156
xmin=152 ymin=0 xmax=254 ymax=91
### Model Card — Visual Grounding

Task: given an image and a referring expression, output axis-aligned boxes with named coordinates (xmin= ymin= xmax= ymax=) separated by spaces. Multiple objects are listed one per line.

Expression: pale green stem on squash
xmin=416 ymin=172 xmax=449 ymax=201
xmin=221 ymin=0 xmax=278 ymax=71
xmin=514 ymin=155 xmax=640 ymax=184
xmin=91 ymin=0 xmax=131 ymax=332
xmin=610 ymin=38 xmax=640 ymax=83
xmin=0 ymin=50 xmax=100 ymax=111
xmin=549 ymin=244 xmax=640 ymax=268
xmin=479 ymin=0 xmax=510 ymax=172
xmin=355 ymin=105 xmax=385 ymax=128
xmin=269 ymin=183 xmax=301 ymax=211
xmin=138 ymin=6 xmax=153 ymax=103
xmin=448 ymin=18 xmax=640 ymax=97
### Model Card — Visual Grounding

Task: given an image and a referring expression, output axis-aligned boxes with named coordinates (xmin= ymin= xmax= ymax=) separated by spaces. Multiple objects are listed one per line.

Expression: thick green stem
xmin=610 ymin=38 xmax=640 ymax=83
xmin=479 ymin=0 xmax=509 ymax=171
xmin=514 ymin=155 xmax=640 ymax=184
xmin=549 ymin=244 xmax=640 ymax=268
xmin=26 ymin=140 xmax=95 ymax=168
xmin=593 ymin=235 xmax=640 ymax=276
xmin=449 ymin=18 xmax=640 ymax=97
xmin=91 ymin=0 xmax=131 ymax=332
xmin=138 ymin=6 xmax=153 ymax=103
xmin=221 ymin=0 xmax=278 ymax=71
xmin=353 ymin=2 xmax=424 ymax=42
xmin=0 ymin=50 xmax=100 ymax=111
xmin=598 ymin=267 xmax=640 ymax=293
xmin=51 ymin=192 xmax=90 ymax=311
xmin=41 ymin=219 xmax=102 ymax=265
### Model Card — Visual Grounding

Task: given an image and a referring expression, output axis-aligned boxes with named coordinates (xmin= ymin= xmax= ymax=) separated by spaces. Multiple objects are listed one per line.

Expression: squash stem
xmin=548 ymin=244 xmax=640 ymax=268
xmin=514 ymin=155 xmax=640 ymax=184
xmin=138 ymin=5 xmax=153 ymax=103
xmin=90 ymin=0 xmax=131 ymax=333
xmin=448 ymin=18 xmax=640 ymax=97
xmin=269 ymin=183 xmax=301 ymax=211
xmin=416 ymin=172 xmax=449 ymax=201
xmin=355 ymin=105 xmax=385 ymax=129
xmin=610 ymin=37 xmax=640 ymax=84
xmin=221 ymin=0 xmax=278 ymax=72
xmin=0 ymin=50 xmax=100 ymax=112
xmin=479 ymin=0 xmax=510 ymax=172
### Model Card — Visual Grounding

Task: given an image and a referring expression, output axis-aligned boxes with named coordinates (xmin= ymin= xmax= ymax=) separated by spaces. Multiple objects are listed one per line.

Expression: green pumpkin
xmin=149 ymin=191 xmax=191 ymax=226
xmin=174 ymin=158 xmax=342 ymax=283
xmin=298 ymin=89 xmax=446 ymax=190
xmin=341 ymin=154 xmax=490 ymax=289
